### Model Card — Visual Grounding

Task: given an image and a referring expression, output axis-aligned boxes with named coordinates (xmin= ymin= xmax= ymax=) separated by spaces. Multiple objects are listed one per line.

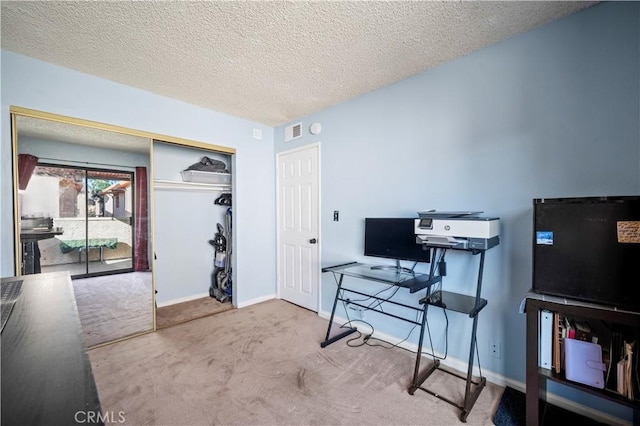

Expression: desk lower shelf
xmin=421 ymin=290 xmax=487 ymax=317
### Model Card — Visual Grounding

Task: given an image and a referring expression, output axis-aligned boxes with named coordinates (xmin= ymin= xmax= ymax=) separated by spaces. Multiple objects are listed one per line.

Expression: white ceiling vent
xmin=284 ymin=123 xmax=302 ymax=142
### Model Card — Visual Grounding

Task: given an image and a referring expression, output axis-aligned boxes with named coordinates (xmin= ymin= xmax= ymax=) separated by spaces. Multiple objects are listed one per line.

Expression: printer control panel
xmin=418 ymin=218 xmax=433 ymax=230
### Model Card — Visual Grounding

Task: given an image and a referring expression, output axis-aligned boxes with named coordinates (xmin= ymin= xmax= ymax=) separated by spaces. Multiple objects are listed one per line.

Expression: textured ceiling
xmin=2 ymin=1 xmax=596 ymax=126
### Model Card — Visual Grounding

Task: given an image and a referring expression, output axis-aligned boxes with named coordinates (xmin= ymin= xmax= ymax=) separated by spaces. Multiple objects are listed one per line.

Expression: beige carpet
xmin=73 ymin=271 xmax=154 ymax=347
xmin=156 ymin=296 xmax=234 ymax=329
xmin=89 ymin=299 xmax=503 ymax=425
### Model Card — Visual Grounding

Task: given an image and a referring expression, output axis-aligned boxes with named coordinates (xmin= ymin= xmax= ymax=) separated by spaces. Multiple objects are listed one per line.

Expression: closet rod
xmin=37 ymin=157 xmax=137 ymax=171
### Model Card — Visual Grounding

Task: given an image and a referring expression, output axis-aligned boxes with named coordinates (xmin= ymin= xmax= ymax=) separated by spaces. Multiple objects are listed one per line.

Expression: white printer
xmin=414 ymin=211 xmax=500 ymax=250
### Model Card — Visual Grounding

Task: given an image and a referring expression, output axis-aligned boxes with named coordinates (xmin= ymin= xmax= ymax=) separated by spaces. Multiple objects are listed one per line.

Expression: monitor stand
xmin=371 ymin=259 xmax=415 ymax=274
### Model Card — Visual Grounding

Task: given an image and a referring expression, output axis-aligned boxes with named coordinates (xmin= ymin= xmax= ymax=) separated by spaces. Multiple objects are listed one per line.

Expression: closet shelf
xmin=153 ymin=179 xmax=231 ymax=192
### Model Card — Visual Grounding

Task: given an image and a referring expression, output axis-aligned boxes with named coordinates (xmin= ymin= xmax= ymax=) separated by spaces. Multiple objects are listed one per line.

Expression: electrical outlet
xmin=489 ymin=341 xmax=501 ymax=359
xmin=353 ymin=308 xmax=365 ymax=320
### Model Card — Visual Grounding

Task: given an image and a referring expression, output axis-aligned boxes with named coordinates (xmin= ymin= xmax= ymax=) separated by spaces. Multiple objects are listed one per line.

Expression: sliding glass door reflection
xmin=21 ymin=164 xmax=134 ymax=278
xmin=86 ymin=170 xmax=133 ymax=275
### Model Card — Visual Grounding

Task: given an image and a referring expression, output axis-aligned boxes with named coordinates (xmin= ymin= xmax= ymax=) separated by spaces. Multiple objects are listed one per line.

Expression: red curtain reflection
xmin=18 ymin=154 xmax=38 ymax=190
xmin=134 ymin=167 xmax=149 ymax=271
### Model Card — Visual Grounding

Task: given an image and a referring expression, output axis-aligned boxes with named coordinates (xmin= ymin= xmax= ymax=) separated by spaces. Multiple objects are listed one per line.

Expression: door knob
xmin=309 ymin=238 xmax=317 ymax=244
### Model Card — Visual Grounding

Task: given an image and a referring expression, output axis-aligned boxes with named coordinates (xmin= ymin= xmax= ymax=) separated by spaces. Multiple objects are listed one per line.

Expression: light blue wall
xmin=1 ymin=51 xmax=277 ymax=307
xmin=275 ymin=2 xmax=639 ymax=421
xmin=18 ymin=137 xmax=151 ymax=170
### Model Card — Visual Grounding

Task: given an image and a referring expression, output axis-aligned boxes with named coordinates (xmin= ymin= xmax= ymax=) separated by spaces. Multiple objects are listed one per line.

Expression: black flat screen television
xmin=532 ymin=196 xmax=640 ymax=312
xmin=364 ymin=218 xmax=430 ymax=267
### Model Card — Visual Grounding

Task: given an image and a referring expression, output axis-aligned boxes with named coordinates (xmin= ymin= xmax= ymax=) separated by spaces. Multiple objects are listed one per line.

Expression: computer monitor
xmin=364 ymin=218 xmax=430 ymax=272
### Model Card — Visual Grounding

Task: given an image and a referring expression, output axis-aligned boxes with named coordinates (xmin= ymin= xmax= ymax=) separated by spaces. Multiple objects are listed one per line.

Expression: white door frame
xmin=275 ymin=142 xmax=321 ymax=312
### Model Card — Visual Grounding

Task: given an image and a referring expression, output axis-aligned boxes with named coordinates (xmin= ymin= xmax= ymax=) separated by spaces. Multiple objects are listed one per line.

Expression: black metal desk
xmin=321 ymin=261 xmax=440 ymax=348
xmin=322 ymin=245 xmax=491 ymax=422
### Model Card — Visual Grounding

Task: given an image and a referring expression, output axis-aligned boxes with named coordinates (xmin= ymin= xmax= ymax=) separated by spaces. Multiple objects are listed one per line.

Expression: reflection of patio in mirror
xmin=20 ymin=164 xmax=134 ymax=277
xmin=38 ymin=217 xmax=134 ymax=277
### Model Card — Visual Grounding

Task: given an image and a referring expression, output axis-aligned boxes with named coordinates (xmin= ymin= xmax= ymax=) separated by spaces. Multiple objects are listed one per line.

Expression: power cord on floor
xmin=339 ymin=298 xmax=450 ymax=361
xmin=363 ymin=324 xmax=418 ymax=351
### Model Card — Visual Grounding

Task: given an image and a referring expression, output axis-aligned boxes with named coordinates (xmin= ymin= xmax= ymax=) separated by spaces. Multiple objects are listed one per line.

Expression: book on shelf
xmin=574 ymin=320 xmax=593 ymax=342
xmin=561 ymin=317 xmax=593 ymax=342
xmin=553 ymin=312 xmax=561 ymax=373
xmin=538 ymin=312 xmax=570 ymax=373
xmin=617 ymin=359 xmax=627 ymax=395
xmin=565 ymin=338 xmax=606 ymax=389
xmin=603 ymin=331 xmax=640 ymax=401
xmin=539 ymin=310 xmax=553 ymax=370
xmin=606 ymin=331 xmax=622 ymax=391
xmin=564 ymin=316 xmax=576 ymax=339
xmin=622 ymin=340 xmax=636 ymax=400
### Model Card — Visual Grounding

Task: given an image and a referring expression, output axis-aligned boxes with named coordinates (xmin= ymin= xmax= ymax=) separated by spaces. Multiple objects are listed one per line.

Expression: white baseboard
xmin=318 ymin=310 xmax=631 ymax=426
xmin=237 ymin=293 xmax=277 ymax=309
xmin=156 ymin=292 xmax=209 ymax=308
xmin=159 ymin=293 xmax=278 ymax=310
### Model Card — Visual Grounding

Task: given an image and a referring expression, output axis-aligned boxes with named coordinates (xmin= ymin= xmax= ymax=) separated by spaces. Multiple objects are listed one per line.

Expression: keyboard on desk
xmin=1 ymin=279 xmax=23 ymax=333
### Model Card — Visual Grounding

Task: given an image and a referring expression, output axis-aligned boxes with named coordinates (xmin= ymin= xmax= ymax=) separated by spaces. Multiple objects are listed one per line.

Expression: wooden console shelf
xmin=525 ymin=295 xmax=640 ymax=425
xmin=1 ymin=271 xmax=102 ymax=424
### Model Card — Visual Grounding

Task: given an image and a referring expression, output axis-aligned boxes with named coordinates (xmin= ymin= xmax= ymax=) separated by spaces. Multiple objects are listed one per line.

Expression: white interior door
xmin=277 ymin=144 xmax=319 ymax=312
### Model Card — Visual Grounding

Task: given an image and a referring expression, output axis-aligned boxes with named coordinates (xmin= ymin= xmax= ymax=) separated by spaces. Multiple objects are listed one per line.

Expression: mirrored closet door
xmin=12 ymin=111 xmax=154 ymax=347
